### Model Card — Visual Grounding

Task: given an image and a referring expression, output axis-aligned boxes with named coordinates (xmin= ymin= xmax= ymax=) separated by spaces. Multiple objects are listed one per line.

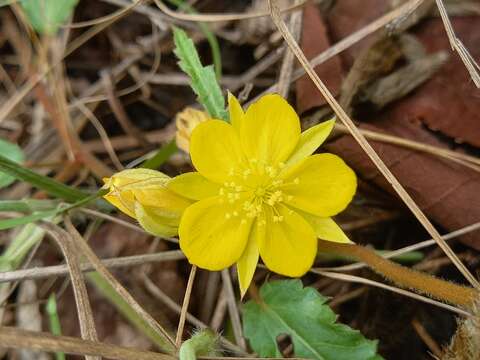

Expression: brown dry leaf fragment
xmin=326 ymin=0 xmax=390 ymax=68
xmin=338 ymin=36 xmax=404 ymax=115
xmin=361 ymin=51 xmax=448 ymax=110
xmin=326 ymin=112 xmax=480 ymax=250
xmin=405 ymin=18 xmax=480 ymax=147
xmin=295 ymin=2 xmax=343 ymax=113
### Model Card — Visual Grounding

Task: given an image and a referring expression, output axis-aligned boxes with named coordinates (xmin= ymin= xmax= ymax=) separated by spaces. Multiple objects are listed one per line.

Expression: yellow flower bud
xmin=103 ymin=168 xmax=192 ymax=237
xmin=176 ymin=107 xmax=209 ymax=153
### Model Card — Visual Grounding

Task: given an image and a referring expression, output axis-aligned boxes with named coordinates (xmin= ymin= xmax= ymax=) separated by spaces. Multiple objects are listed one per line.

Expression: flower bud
xmin=176 ymin=107 xmax=209 ymax=153
xmin=103 ymin=168 xmax=192 ymax=237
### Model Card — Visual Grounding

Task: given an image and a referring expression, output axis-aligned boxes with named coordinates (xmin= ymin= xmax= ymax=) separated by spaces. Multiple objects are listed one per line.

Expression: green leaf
xmin=243 ymin=280 xmax=382 ymax=360
xmin=141 ymin=139 xmax=177 ymax=170
xmin=0 ymin=153 xmax=89 ymax=202
xmin=173 ymin=27 xmax=227 ymax=121
xmin=0 ymin=139 xmax=25 ymax=189
xmin=20 ymin=0 xmax=79 ymax=35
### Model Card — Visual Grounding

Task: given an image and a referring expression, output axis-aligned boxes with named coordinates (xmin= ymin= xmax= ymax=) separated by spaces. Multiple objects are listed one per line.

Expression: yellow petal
xmin=104 ymin=191 xmax=136 ymax=218
xmin=168 ymin=172 xmax=221 ymax=200
xmin=135 ymin=202 xmax=179 ymax=237
xmin=258 ymin=205 xmax=317 ymax=277
xmin=103 ymin=168 xmax=170 ymax=218
xmin=190 ymin=120 xmax=247 ymax=183
xmin=237 ymin=222 xmax=259 ymax=298
xmin=285 ymin=119 xmax=335 ymax=167
xmin=228 ymin=92 xmax=245 ymax=133
xmin=179 ymin=196 xmax=252 ymax=271
xmin=299 ymin=212 xmax=352 ymax=243
xmin=241 ymin=94 xmax=300 ymax=165
xmin=280 ymin=153 xmax=357 ymax=217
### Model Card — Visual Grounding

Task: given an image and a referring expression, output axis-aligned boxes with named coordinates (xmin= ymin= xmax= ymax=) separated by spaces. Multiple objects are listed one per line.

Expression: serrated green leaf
xmin=20 ymin=0 xmax=78 ymax=35
xmin=173 ymin=27 xmax=227 ymax=121
xmin=0 ymin=139 xmax=25 ymax=189
xmin=243 ymin=280 xmax=383 ymax=360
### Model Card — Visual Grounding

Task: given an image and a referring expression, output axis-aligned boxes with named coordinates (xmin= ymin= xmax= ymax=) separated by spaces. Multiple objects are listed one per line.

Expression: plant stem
xmin=317 ymin=240 xmax=477 ymax=307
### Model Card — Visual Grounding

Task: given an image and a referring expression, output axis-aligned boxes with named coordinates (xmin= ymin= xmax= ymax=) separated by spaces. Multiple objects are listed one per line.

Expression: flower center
xmin=219 ymin=159 xmax=300 ymax=224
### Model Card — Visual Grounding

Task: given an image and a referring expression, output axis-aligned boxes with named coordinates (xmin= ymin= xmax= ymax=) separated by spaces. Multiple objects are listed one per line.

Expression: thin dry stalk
xmin=333 ymin=123 xmax=480 ymax=171
xmin=63 ymin=217 xmax=177 ymax=353
xmin=276 ymin=0 xmax=302 ymax=98
xmin=0 ymin=250 xmax=185 ymax=284
xmin=0 ymin=0 xmax=141 ymax=123
xmin=412 ymin=318 xmax=443 ymax=357
xmin=176 ymin=265 xmax=197 ymax=347
xmin=310 ymin=270 xmax=470 ymax=317
xmin=320 ymin=221 xmax=480 ymax=272
xmin=221 ymin=269 xmax=246 ymax=351
xmin=153 ymin=0 xmax=307 ymax=22
xmin=268 ymin=0 xmax=479 ymax=289
xmin=434 ymin=0 xmax=480 ymax=87
xmin=0 ymin=327 xmax=173 ymax=360
xmin=141 ymin=274 xmax=247 ymax=356
xmin=66 ymin=0 xmax=144 ymax=28
xmin=101 ymin=71 xmax=151 ymax=147
xmin=42 ymin=223 xmax=100 ymax=360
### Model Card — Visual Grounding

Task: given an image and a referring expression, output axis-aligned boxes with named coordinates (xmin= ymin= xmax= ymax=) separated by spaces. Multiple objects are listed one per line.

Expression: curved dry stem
xmin=154 ymin=0 xmax=307 ymax=22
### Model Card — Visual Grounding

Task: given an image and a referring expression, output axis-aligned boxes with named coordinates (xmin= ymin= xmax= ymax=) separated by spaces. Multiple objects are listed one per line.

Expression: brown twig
xmin=0 ymin=250 xmax=185 ymax=284
xmin=176 ymin=265 xmax=197 ymax=347
xmin=221 ymin=269 xmax=246 ymax=351
xmin=0 ymin=327 xmax=174 ymax=360
xmin=42 ymin=223 xmax=100 ymax=360
xmin=63 ymin=217 xmax=177 ymax=353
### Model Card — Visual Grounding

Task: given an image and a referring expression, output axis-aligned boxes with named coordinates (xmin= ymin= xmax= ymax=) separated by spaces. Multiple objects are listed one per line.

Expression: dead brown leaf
xmin=296 ymin=3 xmax=343 ymax=113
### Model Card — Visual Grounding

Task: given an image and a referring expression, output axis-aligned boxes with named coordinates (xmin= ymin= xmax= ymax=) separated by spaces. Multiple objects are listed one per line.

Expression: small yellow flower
xmin=176 ymin=107 xmax=210 ymax=153
xmin=168 ymin=93 xmax=357 ymax=296
xmin=103 ymin=168 xmax=192 ymax=237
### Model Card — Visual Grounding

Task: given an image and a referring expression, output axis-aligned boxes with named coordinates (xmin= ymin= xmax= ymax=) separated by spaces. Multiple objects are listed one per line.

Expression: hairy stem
xmin=317 ymin=240 xmax=477 ymax=307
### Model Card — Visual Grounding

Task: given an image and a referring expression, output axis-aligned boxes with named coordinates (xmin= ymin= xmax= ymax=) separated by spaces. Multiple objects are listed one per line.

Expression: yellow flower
xmin=176 ymin=107 xmax=209 ymax=153
xmin=168 ymin=93 xmax=357 ymax=296
xmin=103 ymin=168 xmax=192 ymax=237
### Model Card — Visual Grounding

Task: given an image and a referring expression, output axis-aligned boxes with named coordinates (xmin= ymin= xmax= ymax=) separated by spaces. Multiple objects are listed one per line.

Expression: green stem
xmin=46 ymin=294 xmax=66 ymax=360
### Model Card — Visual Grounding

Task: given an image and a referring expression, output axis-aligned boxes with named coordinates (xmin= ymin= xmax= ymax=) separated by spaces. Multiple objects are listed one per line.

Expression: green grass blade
xmin=0 ymin=153 xmax=90 ymax=202
xmin=46 ymin=294 xmax=66 ymax=360
xmin=141 ymin=140 xmax=177 ymax=170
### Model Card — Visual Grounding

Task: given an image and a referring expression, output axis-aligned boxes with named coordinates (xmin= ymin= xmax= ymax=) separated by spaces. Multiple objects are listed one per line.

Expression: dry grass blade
xmin=0 ymin=327 xmax=174 ymax=360
xmin=435 ymin=0 xmax=480 ymax=87
xmin=141 ymin=274 xmax=248 ymax=356
xmin=0 ymin=0 xmax=140 ymax=123
xmin=221 ymin=269 xmax=246 ymax=351
xmin=310 ymin=270 xmax=471 ymax=317
xmin=175 ymin=265 xmax=197 ymax=347
xmin=0 ymin=250 xmax=185 ymax=284
xmin=63 ymin=217 xmax=177 ymax=353
xmin=276 ymin=0 xmax=303 ymax=98
xmin=65 ymin=0 xmax=144 ymax=28
xmin=153 ymin=0 xmax=307 ymax=22
xmin=268 ymin=0 xmax=479 ymax=289
xmin=42 ymin=223 xmax=100 ymax=360
xmin=333 ymin=124 xmax=480 ymax=172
